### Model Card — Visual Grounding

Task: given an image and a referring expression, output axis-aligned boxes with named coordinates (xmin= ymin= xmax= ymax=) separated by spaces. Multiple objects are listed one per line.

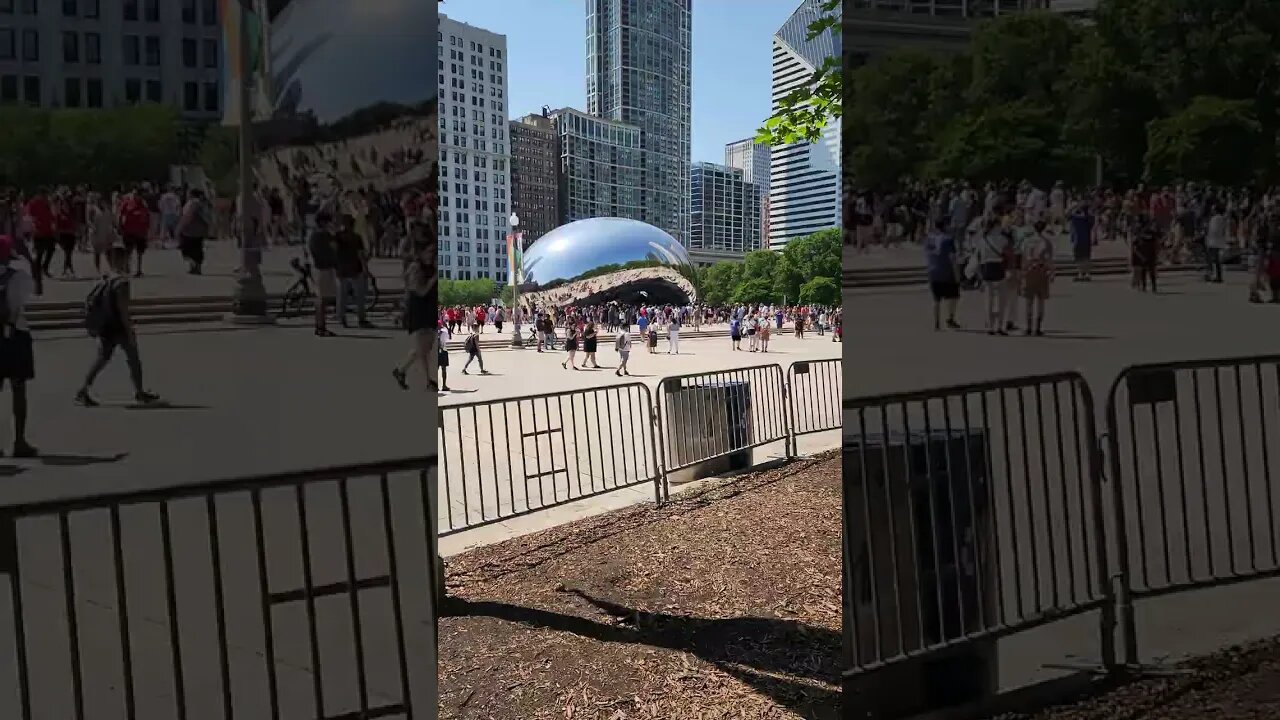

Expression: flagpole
xmin=509 ymin=214 xmax=523 ymax=348
xmin=230 ymin=0 xmax=272 ymax=323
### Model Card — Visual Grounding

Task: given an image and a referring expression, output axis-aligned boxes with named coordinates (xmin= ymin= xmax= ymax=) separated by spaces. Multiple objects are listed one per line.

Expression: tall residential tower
xmin=585 ymin=0 xmax=691 ymax=246
xmin=438 ymin=14 xmax=512 ymax=282
xmin=768 ymin=0 xmax=841 ymax=250
xmin=725 ymin=137 xmax=771 ymax=244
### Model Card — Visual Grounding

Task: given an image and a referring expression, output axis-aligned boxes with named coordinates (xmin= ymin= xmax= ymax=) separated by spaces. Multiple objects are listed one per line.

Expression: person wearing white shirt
xmin=1205 ymin=204 xmax=1228 ymax=283
xmin=436 ymin=323 xmax=452 ymax=392
xmin=0 ymin=234 xmax=38 ymax=457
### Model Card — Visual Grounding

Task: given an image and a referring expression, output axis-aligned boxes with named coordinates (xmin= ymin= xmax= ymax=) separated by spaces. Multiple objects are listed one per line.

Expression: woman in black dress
xmin=561 ymin=322 xmax=580 ymax=370
xmin=392 ymin=236 xmax=435 ymax=390
xmin=582 ymin=322 xmax=601 ymax=368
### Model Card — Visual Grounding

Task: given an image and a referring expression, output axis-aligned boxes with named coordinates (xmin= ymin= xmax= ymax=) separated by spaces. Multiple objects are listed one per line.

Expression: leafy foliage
xmin=844 ymin=0 xmax=1280 ymax=188
xmin=756 ymin=0 xmax=841 ymax=146
xmin=698 ymin=229 xmax=840 ymax=306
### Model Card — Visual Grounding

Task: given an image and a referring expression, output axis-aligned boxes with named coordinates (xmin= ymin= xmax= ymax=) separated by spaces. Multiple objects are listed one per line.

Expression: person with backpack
xmin=0 ymin=235 xmax=39 ymax=458
xmin=175 ymin=188 xmax=212 ymax=275
xmin=391 ymin=234 xmax=433 ymax=391
xmin=117 ymin=186 xmax=151 ymax=277
xmin=75 ymin=246 xmax=161 ymax=407
xmin=461 ymin=324 xmax=488 ymax=375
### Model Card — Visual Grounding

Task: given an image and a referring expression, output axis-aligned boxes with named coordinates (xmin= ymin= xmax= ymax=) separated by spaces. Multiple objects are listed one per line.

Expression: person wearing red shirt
xmin=54 ymin=193 xmax=79 ymax=278
xmin=23 ymin=190 xmax=55 ymax=281
xmin=475 ymin=305 xmax=486 ymax=333
xmin=117 ymin=186 xmax=151 ymax=277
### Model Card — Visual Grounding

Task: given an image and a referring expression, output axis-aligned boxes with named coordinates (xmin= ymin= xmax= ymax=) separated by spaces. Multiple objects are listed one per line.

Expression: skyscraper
xmin=585 ymin=0 xmax=691 ymax=246
xmin=438 ymin=15 xmax=512 ymax=282
xmin=769 ymin=0 xmax=841 ymax=250
xmin=510 ymin=111 xmax=560 ymax=248
xmin=725 ymin=137 xmax=771 ymax=243
xmin=690 ymin=162 xmax=760 ymax=266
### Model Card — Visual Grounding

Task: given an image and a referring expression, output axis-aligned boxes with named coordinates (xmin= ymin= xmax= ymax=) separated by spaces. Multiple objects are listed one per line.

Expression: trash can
xmin=662 ymin=378 xmax=753 ymax=484
xmin=842 ymin=429 xmax=998 ymax=718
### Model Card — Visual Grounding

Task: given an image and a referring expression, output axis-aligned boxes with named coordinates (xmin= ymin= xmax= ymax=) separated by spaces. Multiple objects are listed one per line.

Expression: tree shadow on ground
xmin=446 ymin=592 xmax=840 ymax=718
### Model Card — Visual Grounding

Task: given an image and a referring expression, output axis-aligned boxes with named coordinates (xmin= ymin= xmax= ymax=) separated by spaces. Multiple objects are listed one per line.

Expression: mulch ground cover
xmin=992 ymin=635 xmax=1280 ymax=720
xmin=437 ymin=451 xmax=842 ymax=719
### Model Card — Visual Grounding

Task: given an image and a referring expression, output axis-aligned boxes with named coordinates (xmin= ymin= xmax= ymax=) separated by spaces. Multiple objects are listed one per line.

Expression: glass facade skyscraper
xmin=585 ymin=0 xmax=692 ymax=247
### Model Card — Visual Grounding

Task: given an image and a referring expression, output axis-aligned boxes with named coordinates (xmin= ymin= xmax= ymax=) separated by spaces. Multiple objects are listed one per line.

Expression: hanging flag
xmin=220 ymin=0 xmax=267 ymax=125
xmin=513 ymin=232 xmax=524 ymax=285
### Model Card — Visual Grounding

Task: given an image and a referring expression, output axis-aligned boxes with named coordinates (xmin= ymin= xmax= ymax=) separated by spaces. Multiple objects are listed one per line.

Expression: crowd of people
xmin=435 ymin=300 xmax=841 ymax=391
xmin=848 ymin=179 xmax=1280 ymax=335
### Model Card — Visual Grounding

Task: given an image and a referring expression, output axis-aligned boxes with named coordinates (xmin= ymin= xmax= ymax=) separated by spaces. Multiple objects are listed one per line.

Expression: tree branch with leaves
xmin=755 ymin=0 xmax=841 ymax=146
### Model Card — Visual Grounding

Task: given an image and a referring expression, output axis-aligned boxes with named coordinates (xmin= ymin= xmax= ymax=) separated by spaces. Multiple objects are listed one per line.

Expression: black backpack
xmin=464 ymin=334 xmax=478 ymax=354
xmin=84 ymin=277 xmax=116 ymax=337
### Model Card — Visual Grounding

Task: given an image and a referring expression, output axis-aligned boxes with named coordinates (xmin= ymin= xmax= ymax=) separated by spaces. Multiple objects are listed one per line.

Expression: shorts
xmin=437 ymin=350 xmax=449 ymax=368
xmin=162 ymin=214 xmax=180 ymax=235
xmin=123 ymin=234 xmax=148 ymax=253
xmin=0 ymin=330 xmax=35 ymax=382
xmin=619 ymin=351 xmax=630 ymax=362
xmin=1022 ymin=272 xmax=1050 ymax=300
xmin=979 ymin=262 xmax=1006 ymax=283
xmin=1073 ymin=243 xmax=1092 ymax=262
xmin=929 ymin=280 xmax=960 ymax=301
xmin=314 ymin=268 xmax=338 ymax=298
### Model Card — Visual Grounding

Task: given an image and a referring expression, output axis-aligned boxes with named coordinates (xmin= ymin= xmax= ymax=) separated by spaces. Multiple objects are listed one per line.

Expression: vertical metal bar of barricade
xmin=1069 ymin=376 xmax=1116 ymax=673
xmin=0 ymin=511 xmax=29 ymax=720
xmin=1103 ymin=375 xmax=1137 ymax=668
xmin=778 ymin=361 xmax=788 ymax=456
xmin=649 ymin=383 xmax=669 ymax=503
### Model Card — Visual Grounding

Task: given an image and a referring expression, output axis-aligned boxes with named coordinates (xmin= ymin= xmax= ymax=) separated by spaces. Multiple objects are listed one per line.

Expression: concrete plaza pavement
xmin=842 ymin=271 xmax=1280 ymax=696
xmin=437 ymin=328 xmax=843 ymax=555
xmin=0 ymin=321 xmax=436 ymax=719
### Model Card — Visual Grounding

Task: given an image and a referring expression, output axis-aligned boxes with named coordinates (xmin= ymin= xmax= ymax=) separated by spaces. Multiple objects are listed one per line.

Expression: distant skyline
xmin=439 ymin=0 xmax=796 ymax=164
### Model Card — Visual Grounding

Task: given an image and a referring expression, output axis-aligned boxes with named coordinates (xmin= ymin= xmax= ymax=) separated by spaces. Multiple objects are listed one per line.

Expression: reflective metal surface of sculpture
xmin=520 ymin=218 xmax=698 ymax=308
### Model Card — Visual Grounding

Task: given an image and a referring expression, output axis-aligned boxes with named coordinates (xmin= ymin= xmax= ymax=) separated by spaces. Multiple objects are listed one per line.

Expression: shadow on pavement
xmin=35 ymin=452 xmax=129 ymax=466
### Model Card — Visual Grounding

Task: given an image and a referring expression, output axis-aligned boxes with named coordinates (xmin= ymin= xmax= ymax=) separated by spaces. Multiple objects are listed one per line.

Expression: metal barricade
xmin=656 ymin=364 xmax=790 ymax=476
xmin=438 ymin=383 xmax=662 ymax=536
xmin=0 ymin=457 xmax=438 ymax=720
xmin=1105 ymin=355 xmax=1280 ymax=666
xmin=788 ymin=358 xmax=843 ymax=446
xmin=843 ymin=373 xmax=1112 ymax=694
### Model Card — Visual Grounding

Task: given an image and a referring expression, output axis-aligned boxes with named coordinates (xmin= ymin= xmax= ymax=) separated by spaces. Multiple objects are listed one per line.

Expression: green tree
xmin=700 ymin=261 xmax=742 ymax=307
xmin=1145 ymin=96 xmax=1263 ymax=184
xmin=756 ymin=0 xmax=840 ymax=145
xmin=196 ymin=126 xmax=242 ymax=197
xmin=798 ymin=276 xmax=839 ymax=307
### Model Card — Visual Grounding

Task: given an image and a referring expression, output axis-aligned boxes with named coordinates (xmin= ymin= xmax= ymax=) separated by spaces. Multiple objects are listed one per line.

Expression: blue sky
xmin=439 ymin=0 xmax=797 ymax=164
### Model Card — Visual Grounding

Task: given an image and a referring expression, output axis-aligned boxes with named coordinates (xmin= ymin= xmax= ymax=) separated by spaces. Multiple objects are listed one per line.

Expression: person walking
xmin=437 ymin=322 xmax=452 ymax=392
xmin=175 ymin=189 xmax=212 ymax=275
xmin=461 ymin=324 xmax=489 ymax=375
xmin=117 ymin=186 xmax=151 ymax=277
xmin=924 ymin=218 xmax=961 ymax=330
xmin=730 ymin=315 xmax=742 ymax=350
xmin=1068 ymin=202 xmax=1096 ymax=281
xmin=561 ymin=323 xmax=580 ymax=369
xmin=1204 ymin=203 xmax=1227 ymax=283
xmin=1020 ymin=221 xmax=1055 ymax=336
xmin=391 ymin=234 xmax=434 ymax=390
xmin=614 ymin=324 xmax=632 ymax=376
xmin=75 ymin=246 xmax=161 ymax=407
xmin=666 ymin=312 xmax=681 ymax=354
xmin=307 ymin=211 xmax=339 ymax=337
xmin=582 ymin=322 xmax=601 ymax=368
xmin=334 ymin=214 xmax=374 ymax=329
xmin=86 ymin=193 xmax=117 ymax=273
xmin=760 ymin=317 xmax=772 ymax=352
xmin=0 ymin=235 xmax=38 ymax=457
xmin=978 ymin=216 xmax=1011 ymax=335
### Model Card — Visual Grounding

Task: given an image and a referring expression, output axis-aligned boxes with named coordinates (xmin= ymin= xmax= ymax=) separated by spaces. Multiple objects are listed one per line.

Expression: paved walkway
xmin=842 ymin=273 xmax=1280 ymax=697
xmin=28 ymin=241 xmax=406 ymax=305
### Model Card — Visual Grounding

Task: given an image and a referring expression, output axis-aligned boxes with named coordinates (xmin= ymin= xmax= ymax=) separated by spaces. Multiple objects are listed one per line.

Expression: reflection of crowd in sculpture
xmin=521 ymin=266 xmax=697 ymax=310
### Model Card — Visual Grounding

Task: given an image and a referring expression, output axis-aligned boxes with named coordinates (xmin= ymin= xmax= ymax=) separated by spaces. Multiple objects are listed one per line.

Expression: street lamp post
xmin=509 ymin=213 xmax=524 ymax=347
xmin=230 ymin=0 xmax=272 ymax=324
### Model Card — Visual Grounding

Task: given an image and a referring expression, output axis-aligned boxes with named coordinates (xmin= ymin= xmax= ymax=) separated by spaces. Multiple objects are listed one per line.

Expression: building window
xmin=182 ymin=0 xmax=195 ymax=23
xmin=125 ymin=78 xmax=141 ymax=103
xmin=144 ymin=36 xmax=159 ymax=66
xmin=85 ymin=0 xmax=98 ymax=18
xmin=201 ymin=0 xmax=216 ymax=25
xmin=123 ymin=35 xmax=139 ymax=64
xmin=0 ymin=29 xmax=12 ymax=60
xmin=123 ymin=0 xmax=137 ymax=21
xmin=85 ymin=32 xmax=100 ymax=63
xmin=86 ymin=77 xmax=102 ymax=107
xmin=62 ymin=32 xmax=79 ymax=63
xmin=62 ymin=0 xmax=75 ymax=16
xmin=182 ymin=37 xmax=196 ymax=67
xmin=20 ymin=28 xmax=37 ymax=61
xmin=202 ymin=38 xmax=217 ymax=68
xmin=183 ymin=81 xmax=198 ymax=111
xmin=23 ymin=75 xmax=39 ymax=105
xmin=144 ymin=0 xmax=159 ymax=21
xmin=145 ymin=79 xmax=161 ymax=103
xmin=64 ymin=77 xmax=81 ymax=107
xmin=0 ymin=76 xmax=17 ymax=103
xmin=203 ymin=81 xmax=218 ymax=112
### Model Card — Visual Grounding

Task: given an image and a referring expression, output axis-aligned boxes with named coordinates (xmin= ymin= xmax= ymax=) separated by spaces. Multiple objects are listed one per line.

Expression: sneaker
xmin=74 ymin=389 xmax=99 ymax=407
xmin=946 ymin=320 xmax=961 ymax=330
xmin=135 ymin=391 xmax=161 ymax=405
xmin=11 ymin=441 xmax=38 ymax=459
xmin=391 ymin=368 xmax=409 ymax=390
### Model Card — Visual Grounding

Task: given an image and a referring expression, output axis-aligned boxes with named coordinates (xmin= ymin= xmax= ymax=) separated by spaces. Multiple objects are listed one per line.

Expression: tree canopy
xmin=756 ymin=0 xmax=841 ymax=146
xmin=843 ymin=0 xmax=1280 ymax=189
xmin=699 ymin=228 xmax=841 ymax=306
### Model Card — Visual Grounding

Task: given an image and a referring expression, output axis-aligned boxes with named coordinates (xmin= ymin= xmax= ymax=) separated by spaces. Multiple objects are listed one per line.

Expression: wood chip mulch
xmin=991 ymin=635 xmax=1280 ymax=720
xmin=438 ymin=451 xmax=842 ymax=719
